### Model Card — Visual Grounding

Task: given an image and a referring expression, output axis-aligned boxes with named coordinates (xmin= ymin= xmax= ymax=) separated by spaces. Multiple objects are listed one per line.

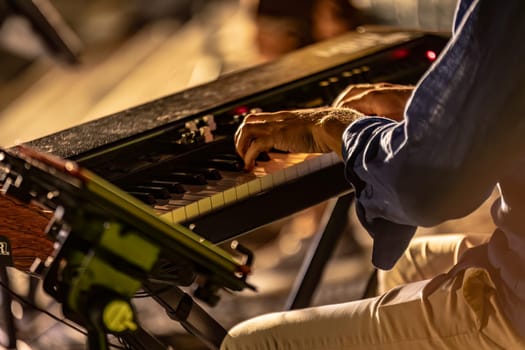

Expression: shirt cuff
xmin=342 ymin=117 xmax=417 ymax=270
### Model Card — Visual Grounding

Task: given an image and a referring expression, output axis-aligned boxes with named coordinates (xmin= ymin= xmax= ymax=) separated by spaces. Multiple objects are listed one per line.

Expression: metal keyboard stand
xmin=125 ymin=193 xmax=359 ymax=349
xmin=139 ymin=282 xmax=227 ymax=350
xmin=284 ymin=192 xmax=355 ymax=310
xmin=125 ymin=194 xmax=357 ymax=348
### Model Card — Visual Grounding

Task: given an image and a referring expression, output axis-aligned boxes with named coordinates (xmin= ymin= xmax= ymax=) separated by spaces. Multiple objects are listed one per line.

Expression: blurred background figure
xmin=353 ymin=0 xmax=457 ymax=32
xmin=253 ymin=0 xmax=458 ymax=60
xmin=254 ymin=0 xmax=364 ymax=60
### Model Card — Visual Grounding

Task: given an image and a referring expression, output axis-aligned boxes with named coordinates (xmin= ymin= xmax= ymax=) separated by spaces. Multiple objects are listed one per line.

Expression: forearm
xmin=313 ymin=108 xmax=364 ymax=158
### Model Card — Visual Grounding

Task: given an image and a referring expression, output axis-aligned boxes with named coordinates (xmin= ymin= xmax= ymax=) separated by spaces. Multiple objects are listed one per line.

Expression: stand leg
xmin=284 ymin=192 xmax=354 ymax=310
xmin=0 ymin=266 xmax=18 ymax=349
xmin=120 ymin=327 xmax=169 ymax=350
xmin=86 ymin=329 xmax=108 ymax=350
xmin=144 ymin=283 xmax=227 ymax=350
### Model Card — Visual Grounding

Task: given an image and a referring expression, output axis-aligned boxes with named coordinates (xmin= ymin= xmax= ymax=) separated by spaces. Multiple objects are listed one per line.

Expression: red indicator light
xmin=391 ymin=48 xmax=409 ymax=59
xmin=234 ymin=106 xmax=249 ymax=115
xmin=426 ymin=50 xmax=437 ymax=61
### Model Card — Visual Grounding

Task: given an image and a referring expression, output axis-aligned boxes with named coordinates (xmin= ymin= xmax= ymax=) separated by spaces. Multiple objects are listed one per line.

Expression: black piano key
xmin=168 ymin=172 xmax=207 ymax=185
xmin=128 ymin=191 xmax=157 ymax=205
xmin=132 ymin=185 xmax=171 ymax=199
xmin=214 ymin=153 xmax=241 ymax=160
xmin=167 ymin=199 xmax=193 ymax=207
xmin=173 ymin=167 xmax=222 ymax=180
xmin=207 ymin=158 xmax=243 ymax=172
xmin=149 ymin=180 xmax=186 ymax=194
xmin=216 ymin=151 xmax=269 ymax=162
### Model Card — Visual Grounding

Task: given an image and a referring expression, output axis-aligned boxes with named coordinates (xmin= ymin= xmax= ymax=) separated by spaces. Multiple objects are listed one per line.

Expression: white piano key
xmin=158 ymin=211 xmax=174 ymax=223
xmin=272 ymin=169 xmax=286 ymax=186
xmin=223 ymin=187 xmax=237 ymax=204
xmin=247 ymin=178 xmax=262 ymax=195
xmin=196 ymin=189 xmax=225 ymax=197
xmin=305 ymin=155 xmax=322 ymax=172
xmin=210 ymin=192 xmax=225 ymax=209
xmin=197 ymin=197 xmax=212 ymax=216
xmin=330 ymin=152 xmax=342 ymax=164
xmin=320 ymin=152 xmax=335 ymax=168
xmin=169 ymin=199 xmax=194 ymax=206
xmin=234 ymin=183 xmax=249 ymax=200
xmin=185 ymin=202 xmax=200 ymax=220
xmin=260 ymin=174 xmax=274 ymax=191
xmin=171 ymin=207 xmax=187 ymax=223
xmin=295 ymin=159 xmax=309 ymax=177
xmin=284 ymin=164 xmax=298 ymax=181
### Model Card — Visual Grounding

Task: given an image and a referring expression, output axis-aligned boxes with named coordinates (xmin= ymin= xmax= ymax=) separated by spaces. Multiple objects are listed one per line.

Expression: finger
xmin=337 ymin=87 xmax=413 ymax=119
xmin=332 ymin=83 xmax=408 ymax=108
xmin=243 ymin=137 xmax=273 ymax=171
xmin=332 ymin=83 xmax=397 ymax=107
xmin=235 ymin=112 xmax=288 ymax=157
xmin=366 ymin=87 xmax=413 ymax=119
xmin=235 ymin=120 xmax=273 ymax=159
xmin=242 ymin=112 xmax=281 ymax=123
xmin=234 ymin=125 xmax=253 ymax=159
xmin=336 ymin=90 xmax=371 ymax=110
xmin=242 ymin=113 xmax=266 ymax=122
xmin=332 ymin=85 xmax=370 ymax=107
xmin=234 ymin=115 xmax=274 ymax=155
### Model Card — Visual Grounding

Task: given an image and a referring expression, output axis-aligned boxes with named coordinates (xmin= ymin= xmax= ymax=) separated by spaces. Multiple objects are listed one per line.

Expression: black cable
xmin=0 ymin=279 xmax=129 ymax=349
xmin=0 ymin=279 xmax=86 ymax=334
xmin=116 ymin=336 xmax=133 ymax=350
xmin=133 ymin=285 xmax=171 ymax=298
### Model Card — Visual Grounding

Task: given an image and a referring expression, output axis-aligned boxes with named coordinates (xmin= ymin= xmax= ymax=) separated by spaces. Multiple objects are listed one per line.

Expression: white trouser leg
xmin=222 ymin=236 xmax=523 ymax=350
xmin=378 ymin=233 xmax=490 ymax=294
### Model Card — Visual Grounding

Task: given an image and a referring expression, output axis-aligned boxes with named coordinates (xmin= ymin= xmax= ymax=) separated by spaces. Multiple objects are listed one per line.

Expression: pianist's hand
xmin=332 ymin=82 xmax=414 ymax=121
xmin=235 ymin=83 xmax=413 ymax=170
xmin=235 ymin=107 xmax=362 ymax=170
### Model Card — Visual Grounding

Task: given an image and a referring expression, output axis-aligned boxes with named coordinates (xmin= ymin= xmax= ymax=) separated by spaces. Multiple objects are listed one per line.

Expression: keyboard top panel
xmin=25 ymin=30 xmax=422 ymax=159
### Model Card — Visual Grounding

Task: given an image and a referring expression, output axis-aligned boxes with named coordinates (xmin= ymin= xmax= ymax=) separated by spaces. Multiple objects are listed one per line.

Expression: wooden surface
xmin=0 ymin=196 xmax=53 ymax=272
